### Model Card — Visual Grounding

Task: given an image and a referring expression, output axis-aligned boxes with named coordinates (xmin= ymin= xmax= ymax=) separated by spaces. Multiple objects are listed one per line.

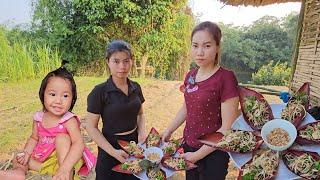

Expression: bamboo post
xmin=289 ymin=0 xmax=306 ymax=91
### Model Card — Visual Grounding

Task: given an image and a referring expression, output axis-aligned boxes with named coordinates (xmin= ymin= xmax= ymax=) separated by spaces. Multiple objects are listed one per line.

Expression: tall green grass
xmin=0 ymin=27 xmax=60 ymax=82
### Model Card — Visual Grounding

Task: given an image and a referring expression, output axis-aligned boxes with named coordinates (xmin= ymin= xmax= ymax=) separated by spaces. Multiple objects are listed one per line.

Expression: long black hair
xmin=39 ymin=60 xmax=77 ymax=111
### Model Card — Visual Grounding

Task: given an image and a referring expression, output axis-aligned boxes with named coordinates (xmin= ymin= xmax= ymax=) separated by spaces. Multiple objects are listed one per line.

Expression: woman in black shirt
xmin=84 ymin=40 xmax=146 ymax=180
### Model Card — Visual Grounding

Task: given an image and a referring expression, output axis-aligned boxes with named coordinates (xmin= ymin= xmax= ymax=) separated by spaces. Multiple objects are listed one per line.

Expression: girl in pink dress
xmin=0 ymin=66 xmax=96 ymax=180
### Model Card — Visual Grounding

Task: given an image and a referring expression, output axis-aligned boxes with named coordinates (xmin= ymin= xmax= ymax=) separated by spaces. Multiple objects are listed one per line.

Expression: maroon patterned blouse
xmin=183 ymin=67 xmax=239 ymax=148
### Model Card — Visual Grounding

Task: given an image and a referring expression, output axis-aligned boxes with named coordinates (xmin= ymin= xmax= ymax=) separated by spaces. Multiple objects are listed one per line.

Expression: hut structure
xmin=220 ymin=0 xmax=320 ymax=105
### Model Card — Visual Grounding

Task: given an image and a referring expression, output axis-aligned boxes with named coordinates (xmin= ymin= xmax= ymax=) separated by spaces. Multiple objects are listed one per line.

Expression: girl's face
xmin=191 ymin=30 xmax=219 ymax=68
xmin=44 ymin=76 xmax=73 ymax=117
xmin=107 ymin=51 xmax=132 ymax=79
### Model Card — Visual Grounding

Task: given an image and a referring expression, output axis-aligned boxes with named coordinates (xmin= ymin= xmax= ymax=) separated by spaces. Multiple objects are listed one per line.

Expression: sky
xmin=0 ymin=0 xmax=301 ymax=27
xmin=0 ymin=0 xmax=32 ymax=26
xmin=190 ymin=0 xmax=301 ymax=26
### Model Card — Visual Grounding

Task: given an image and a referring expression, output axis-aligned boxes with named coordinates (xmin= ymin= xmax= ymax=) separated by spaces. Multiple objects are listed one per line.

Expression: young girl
xmin=162 ymin=21 xmax=240 ymax=180
xmin=0 ymin=66 xmax=96 ymax=180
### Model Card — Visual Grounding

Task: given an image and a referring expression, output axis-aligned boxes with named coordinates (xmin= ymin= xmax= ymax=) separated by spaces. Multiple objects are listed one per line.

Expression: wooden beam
xmin=290 ymin=0 xmax=306 ymax=91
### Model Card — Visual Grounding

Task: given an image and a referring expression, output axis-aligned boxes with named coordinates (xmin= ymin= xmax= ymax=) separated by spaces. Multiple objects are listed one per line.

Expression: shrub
xmin=0 ymin=27 xmax=60 ymax=82
xmin=251 ymin=61 xmax=291 ymax=86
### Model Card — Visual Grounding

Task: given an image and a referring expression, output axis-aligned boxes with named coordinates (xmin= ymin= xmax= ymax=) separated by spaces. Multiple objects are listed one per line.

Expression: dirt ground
xmin=1 ymin=80 xmax=288 ymax=180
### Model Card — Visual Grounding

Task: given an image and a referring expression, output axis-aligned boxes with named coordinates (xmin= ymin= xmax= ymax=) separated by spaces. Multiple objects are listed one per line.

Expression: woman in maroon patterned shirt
xmin=162 ymin=21 xmax=240 ymax=180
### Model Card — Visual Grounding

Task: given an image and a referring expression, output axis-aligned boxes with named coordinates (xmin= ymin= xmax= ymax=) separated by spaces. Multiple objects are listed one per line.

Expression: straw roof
xmin=220 ymin=0 xmax=300 ymax=6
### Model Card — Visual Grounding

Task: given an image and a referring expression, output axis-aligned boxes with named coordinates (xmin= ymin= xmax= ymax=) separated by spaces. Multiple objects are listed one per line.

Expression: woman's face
xmin=191 ymin=30 xmax=219 ymax=68
xmin=107 ymin=51 xmax=132 ymax=79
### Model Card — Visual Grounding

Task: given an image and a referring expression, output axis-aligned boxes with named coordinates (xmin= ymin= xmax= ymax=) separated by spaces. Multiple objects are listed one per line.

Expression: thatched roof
xmin=220 ymin=0 xmax=300 ymax=6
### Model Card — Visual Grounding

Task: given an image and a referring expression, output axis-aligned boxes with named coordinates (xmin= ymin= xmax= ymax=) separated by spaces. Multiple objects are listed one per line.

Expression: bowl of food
xmin=144 ymin=147 xmax=164 ymax=164
xmin=261 ymin=119 xmax=297 ymax=151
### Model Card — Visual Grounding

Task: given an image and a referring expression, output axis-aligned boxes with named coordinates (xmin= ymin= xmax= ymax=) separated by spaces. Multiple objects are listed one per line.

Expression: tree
xmin=31 ymin=0 xmax=193 ymax=79
xmin=218 ymin=14 xmax=298 ymax=83
xmin=281 ymin=12 xmax=299 ymax=49
xmin=243 ymin=15 xmax=292 ymax=69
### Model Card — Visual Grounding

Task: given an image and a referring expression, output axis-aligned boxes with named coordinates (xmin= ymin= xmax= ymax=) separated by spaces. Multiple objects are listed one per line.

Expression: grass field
xmin=0 ymin=77 xmax=288 ymax=179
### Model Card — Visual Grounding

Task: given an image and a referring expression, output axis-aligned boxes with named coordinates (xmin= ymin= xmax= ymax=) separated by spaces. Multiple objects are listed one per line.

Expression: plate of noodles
xmin=231 ymin=103 xmax=318 ymax=180
xmin=113 ymin=127 xmax=196 ymax=180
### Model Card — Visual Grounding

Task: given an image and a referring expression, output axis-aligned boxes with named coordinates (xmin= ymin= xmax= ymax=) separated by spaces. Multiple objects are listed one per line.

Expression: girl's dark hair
xmin=105 ymin=40 xmax=134 ymax=61
xmin=191 ymin=21 xmax=222 ymax=65
xmin=39 ymin=60 xmax=77 ymax=111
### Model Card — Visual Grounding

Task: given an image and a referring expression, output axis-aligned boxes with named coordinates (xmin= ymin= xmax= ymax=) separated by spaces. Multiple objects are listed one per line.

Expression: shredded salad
xmin=284 ymin=152 xmax=320 ymax=179
xmin=243 ymin=96 xmax=271 ymax=129
xmin=242 ymin=149 xmax=279 ymax=180
xmin=147 ymin=133 xmax=161 ymax=147
xmin=124 ymin=141 xmax=144 ymax=156
xmin=216 ymin=130 xmax=258 ymax=153
xmin=163 ymin=157 xmax=187 ymax=170
xmin=120 ymin=159 xmax=143 ymax=174
xmin=281 ymin=101 xmax=305 ymax=123
xmin=299 ymin=122 xmax=320 ymax=141
xmin=147 ymin=168 xmax=166 ymax=180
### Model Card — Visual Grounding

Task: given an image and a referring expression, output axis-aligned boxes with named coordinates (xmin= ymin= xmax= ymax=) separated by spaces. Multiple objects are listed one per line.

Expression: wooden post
xmin=289 ymin=0 xmax=306 ymax=91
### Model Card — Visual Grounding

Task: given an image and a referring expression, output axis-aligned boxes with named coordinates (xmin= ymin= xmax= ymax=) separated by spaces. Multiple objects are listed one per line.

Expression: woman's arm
xmin=162 ymin=101 xmax=187 ymax=141
xmin=54 ymin=117 xmax=84 ymax=178
xmin=218 ymin=96 xmax=240 ymax=132
xmin=137 ymin=105 xmax=146 ymax=143
xmin=184 ymin=97 xmax=240 ymax=163
xmin=83 ymin=112 xmax=128 ymax=163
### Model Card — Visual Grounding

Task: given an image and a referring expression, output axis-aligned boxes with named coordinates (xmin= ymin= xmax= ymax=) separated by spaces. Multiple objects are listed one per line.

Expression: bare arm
xmin=185 ymin=97 xmax=240 ymax=163
xmin=218 ymin=96 xmax=240 ymax=132
xmin=162 ymin=101 xmax=187 ymax=141
xmin=83 ymin=112 xmax=128 ymax=163
xmin=25 ymin=121 xmax=39 ymax=154
xmin=17 ymin=121 xmax=39 ymax=166
xmin=137 ymin=106 xmax=146 ymax=143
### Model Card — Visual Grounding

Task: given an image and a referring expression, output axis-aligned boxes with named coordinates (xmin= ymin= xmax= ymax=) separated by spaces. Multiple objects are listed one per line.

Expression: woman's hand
xmin=52 ymin=168 xmax=70 ymax=180
xmin=181 ymin=152 xmax=199 ymax=164
xmin=111 ymin=149 xmax=129 ymax=163
xmin=182 ymin=145 xmax=215 ymax=164
xmin=161 ymin=129 xmax=172 ymax=142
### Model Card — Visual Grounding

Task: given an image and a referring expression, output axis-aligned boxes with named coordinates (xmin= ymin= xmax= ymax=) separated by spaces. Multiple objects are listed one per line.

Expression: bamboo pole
xmin=289 ymin=0 xmax=306 ymax=91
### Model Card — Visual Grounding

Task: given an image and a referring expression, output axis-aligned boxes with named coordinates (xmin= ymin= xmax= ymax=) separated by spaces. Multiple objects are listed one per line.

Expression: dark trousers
xmin=183 ymin=144 xmax=229 ymax=180
xmin=95 ymin=130 xmax=139 ymax=180
xmin=307 ymin=106 xmax=320 ymax=120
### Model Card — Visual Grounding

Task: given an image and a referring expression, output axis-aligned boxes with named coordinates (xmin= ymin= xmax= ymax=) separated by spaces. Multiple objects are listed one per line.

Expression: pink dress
xmin=32 ymin=111 xmax=96 ymax=175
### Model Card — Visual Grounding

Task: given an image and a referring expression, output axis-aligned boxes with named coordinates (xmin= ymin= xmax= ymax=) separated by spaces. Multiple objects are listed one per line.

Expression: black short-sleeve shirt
xmin=87 ymin=76 xmax=145 ymax=136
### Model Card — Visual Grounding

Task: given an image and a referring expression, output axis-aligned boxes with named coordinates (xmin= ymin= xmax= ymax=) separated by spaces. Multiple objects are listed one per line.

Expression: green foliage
xmin=243 ymin=16 xmax=292 ymax=69
xmin=251 ymin=61 xmax=291 ymax=86
xmin=27 ymin=1 xmax=299 ymax=82
xmin=281 ymin=12 xmax=299 ymax=47
xmin=220 ymin=14 xmax=298 ymax=83
xmin=31 ymin=0 xmax=193 ymax=79
xmin=0 ymin=26 xmax=60 ymax=82
xmin=31 ymin=0 xmax=101 ymax=68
